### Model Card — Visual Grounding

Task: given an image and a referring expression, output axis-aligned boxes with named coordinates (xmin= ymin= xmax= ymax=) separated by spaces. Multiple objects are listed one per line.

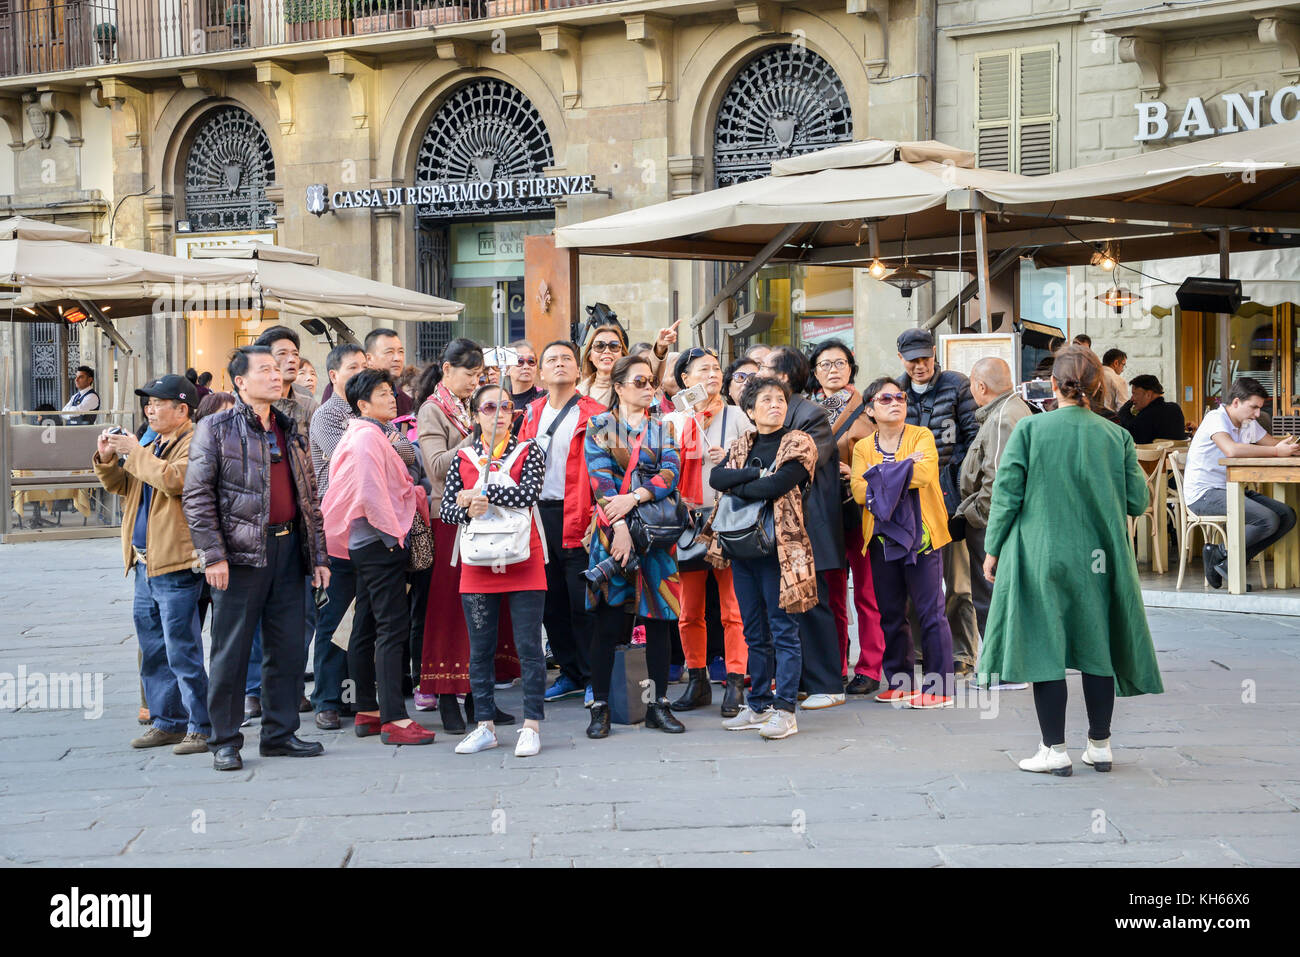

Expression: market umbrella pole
xmin=1219 ymin=227 xmax=1231 ymax=406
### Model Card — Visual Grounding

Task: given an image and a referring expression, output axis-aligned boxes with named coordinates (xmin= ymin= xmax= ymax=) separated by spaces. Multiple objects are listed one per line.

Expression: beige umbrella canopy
xmin=0 ymin=216 xmax=93 ymax=243
xmin=190 ymin=243 xmax=463 ymax=324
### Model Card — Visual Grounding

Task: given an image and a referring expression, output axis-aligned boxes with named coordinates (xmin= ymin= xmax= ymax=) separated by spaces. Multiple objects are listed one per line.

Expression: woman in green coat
xmin=979 ymin=345 xmax=1163 ymax=777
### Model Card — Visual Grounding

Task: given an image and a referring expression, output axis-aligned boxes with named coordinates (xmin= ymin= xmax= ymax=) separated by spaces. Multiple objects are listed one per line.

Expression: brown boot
xmin=172 ymin=732 xmax=209 ymax=755
xmin=130 ymin=727 xmax=185 ymax=749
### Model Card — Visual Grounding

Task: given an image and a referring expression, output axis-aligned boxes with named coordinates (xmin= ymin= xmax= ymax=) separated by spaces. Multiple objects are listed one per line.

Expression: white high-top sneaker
xmin=1081 ymin=737 xmax=1113 ymax=772
xmin=1017 ymin=742 xmax=1073 ymax=776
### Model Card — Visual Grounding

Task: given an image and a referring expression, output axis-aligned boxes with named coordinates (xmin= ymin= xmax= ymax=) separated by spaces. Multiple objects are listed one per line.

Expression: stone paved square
xmin=2 ymin=538 xmax=1298 ymax=867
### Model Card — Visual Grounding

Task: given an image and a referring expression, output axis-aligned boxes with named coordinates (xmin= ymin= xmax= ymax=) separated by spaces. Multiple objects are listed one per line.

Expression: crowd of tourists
xmin=98 ymin=312 xmax=1300 ymax=777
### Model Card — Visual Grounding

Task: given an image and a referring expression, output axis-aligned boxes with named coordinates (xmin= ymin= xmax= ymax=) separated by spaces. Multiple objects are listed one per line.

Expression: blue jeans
xmin=311 ymin=554 xmax=355 ymax=712
xmin=133 ymin=564 xmax=210 ymax=735
xmin=463 ymin=590 xmax=547 ymax=722
xmin=245 ymin=578 xmax=315 ymax=698
xmin=731 ymin=556 xmax=802 ymax=713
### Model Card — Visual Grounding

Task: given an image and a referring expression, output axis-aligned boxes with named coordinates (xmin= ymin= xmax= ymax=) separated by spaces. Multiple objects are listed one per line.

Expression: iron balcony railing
xmin=0 ymin=0 xmax=613 ymax=78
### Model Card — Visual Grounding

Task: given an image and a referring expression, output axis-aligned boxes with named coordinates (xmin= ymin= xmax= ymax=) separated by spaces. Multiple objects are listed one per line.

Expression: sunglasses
xmin=515 ymin=357 xmax=537 ymax=367
xmin=267 ymin=431 xmax=283 ymax=464
xmin=874 ymin=392 xmax=908 ymax=406
xmin=479 ymin=401 xmax=515 ymax=416
xmin=731 ymin=371 xmax=755 ymax=383
xmin=621 ymin=375 xmax=655 ymax=390
xmin=591 ymin=340 xmax=623 ymax=354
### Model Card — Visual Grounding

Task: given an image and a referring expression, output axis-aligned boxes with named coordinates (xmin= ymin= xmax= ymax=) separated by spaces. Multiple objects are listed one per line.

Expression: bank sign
xmin=305 ymin=174 xmax=595 ymax=215
xmin=1135 ymin=87 xmax=1300 ymax=141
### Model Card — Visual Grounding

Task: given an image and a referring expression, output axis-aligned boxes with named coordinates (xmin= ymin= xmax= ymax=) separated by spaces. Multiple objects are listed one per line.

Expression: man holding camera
xmin=184 ymin=345 xmax=330 ymax=771
xmin=94 ymin=375 xmax=210 ymax=754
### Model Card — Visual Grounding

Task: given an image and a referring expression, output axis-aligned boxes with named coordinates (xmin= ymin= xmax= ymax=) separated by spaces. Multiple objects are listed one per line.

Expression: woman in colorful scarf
xmin=416 ymin=338 xmax=519 ymax=734
xmin=850 ymin=376 xmax=955 ymax=710
xmin=441 ymin=385 xmax=548 ymax=758
xmin=808 ymin=339 xmax=886 ymax=697
xmin=583 ymin=355 xmax=685 ymax=739
xmin=663 ymin=348 xmax=753 ymax=716
xmin=321 ymin=369 xmax=435 ymax=745
xmin=704 ymin=376 xmax=818 ymax=741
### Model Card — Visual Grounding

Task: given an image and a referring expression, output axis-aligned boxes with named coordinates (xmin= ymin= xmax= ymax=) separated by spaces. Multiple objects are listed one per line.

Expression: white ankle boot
xmin=1081 ymin=737 xmax=1113 ymax=772
xmin=1018 ymin=742 xmax=1072 ymax=776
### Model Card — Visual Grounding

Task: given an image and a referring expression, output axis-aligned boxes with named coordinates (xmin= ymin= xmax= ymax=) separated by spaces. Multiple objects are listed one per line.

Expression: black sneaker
xmin=1203 ymin=545 xmax=1223 ymax=589
xmin=845 ymin=674 xmax=881 ymax=696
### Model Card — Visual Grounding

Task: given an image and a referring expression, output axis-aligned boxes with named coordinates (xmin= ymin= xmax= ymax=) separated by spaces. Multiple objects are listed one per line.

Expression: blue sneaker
xmin=544 ymin=674 xmax=584 ymax=702
xmin=583 ymin=684 xmax=594 ymax=708
xmin=707 ymin=656 xmax=726 ymax=684
xmin=669 ymin=664 xmax=684 ymax=683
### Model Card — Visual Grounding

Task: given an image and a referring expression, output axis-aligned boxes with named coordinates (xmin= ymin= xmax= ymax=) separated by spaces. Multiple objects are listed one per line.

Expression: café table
xmin=1220 ymin=458 xmax=1300 ymax=594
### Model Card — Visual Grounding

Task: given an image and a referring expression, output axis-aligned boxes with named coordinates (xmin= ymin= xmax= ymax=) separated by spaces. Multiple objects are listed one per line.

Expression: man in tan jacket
xmin=956 ymin=357 xmax=1032 ymax=687
xmin=94 ymin=375 xmax=210 ymax=755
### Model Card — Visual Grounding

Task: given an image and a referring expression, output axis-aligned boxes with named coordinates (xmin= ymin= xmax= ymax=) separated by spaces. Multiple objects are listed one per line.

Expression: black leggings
xmin=1031 ymin=674 xmax=1115 ymax=747
xmin=590 ymin=605 xmax=671 ymax=704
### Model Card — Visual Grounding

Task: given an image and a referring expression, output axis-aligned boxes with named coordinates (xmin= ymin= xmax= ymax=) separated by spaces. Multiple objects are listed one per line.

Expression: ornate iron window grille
xmin=713 ymin=46 xmax=853 ymax=189
xmin=183 ymin=106 xmax=277 ymax=233
xmin=414 ymin=79 xmax=556 ymax=220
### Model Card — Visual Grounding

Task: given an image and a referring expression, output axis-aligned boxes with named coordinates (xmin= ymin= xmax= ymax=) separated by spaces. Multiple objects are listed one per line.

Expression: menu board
xmin=938 ymin=333 xmax=1019 ymax=381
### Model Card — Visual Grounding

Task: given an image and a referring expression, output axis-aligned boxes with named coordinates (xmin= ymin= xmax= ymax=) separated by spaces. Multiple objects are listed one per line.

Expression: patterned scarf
xmin=431 ymin=383 xmax=473 ymax=437
xmin=815 ymin=388 xmax=854 ymax=425
xmin=702 ymin=429 xmax=820 ymax=612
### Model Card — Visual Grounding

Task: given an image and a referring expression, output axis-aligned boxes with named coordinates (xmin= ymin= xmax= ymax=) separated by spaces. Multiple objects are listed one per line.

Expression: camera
xmin=582 ymin=552 xmax=640 ymax=587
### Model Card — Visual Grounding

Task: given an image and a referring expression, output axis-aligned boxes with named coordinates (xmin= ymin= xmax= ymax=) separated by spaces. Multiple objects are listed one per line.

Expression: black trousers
xmin=590 ymin=605 xmax=671 ymax=703
xmin=538 ymin=501 xmax=595 ymax=685
xmin=207 ymin=529 xmax=307 ymax=750
xmin=797 ymin=572 xmax=842 ymax=695
xmin=1032 ymin=674 xmax=1115 ymax=747
xmin=407 ymin=565 xmax=432 ymax=686
xmin=348 ymin=539 xmax=411 ymax=725
xmin=966 ymin=524 xmax=992 ymax=643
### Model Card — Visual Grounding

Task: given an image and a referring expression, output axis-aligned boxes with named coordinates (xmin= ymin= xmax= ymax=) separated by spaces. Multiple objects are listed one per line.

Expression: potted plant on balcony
xmin=353 ymin=0 xmax=413 ymax=34
xmin=413 ymin=0 xmax=469 ymax=27
xmin=226 ymin=3 xmax=250 ymax=47
xmin=485 ymin=0 xmax=544 ymax=16
xmin=93 ymin=22 xmax=117 ymax=63
xmin=315 ymin=0 xmax=354 ymax=38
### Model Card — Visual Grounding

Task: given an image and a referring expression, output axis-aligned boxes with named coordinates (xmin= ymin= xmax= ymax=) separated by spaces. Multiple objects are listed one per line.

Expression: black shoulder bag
xmin=626 ymin=417 xmax=691 ymax=553
xmin=834 ymin=402 xmax=867 ymax=532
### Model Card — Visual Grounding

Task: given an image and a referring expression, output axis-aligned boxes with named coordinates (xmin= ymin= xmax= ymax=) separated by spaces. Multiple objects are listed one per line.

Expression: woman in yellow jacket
xmin=850 ymin=376 xmax=955 ymax=708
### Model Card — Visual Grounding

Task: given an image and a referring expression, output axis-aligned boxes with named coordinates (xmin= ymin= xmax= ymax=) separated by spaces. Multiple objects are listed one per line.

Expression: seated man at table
xmin=1185 ymin=377 xmax=1300 ymax=589
xmin=1117 ymin=375 xmax=1187 ymax=444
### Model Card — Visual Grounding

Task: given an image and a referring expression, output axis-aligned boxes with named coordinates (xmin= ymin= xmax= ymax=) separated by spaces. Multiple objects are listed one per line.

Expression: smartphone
xmin=104 ymin=426 xmax=126 ymax=436
xmin=313 ymin=585 xmax=330 ymax=610
xmin=672 ymin=383 xmax=709 ymax=413
xmin=482 ymin=346 xmax=519 ymax=369
xmin=1018 ymin=379 xmax=1054 ymax=403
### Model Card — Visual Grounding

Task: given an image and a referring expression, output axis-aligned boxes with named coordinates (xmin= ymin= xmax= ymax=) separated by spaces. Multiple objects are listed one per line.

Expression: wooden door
xmin=25 ymin=0 xmax=68 ymax=73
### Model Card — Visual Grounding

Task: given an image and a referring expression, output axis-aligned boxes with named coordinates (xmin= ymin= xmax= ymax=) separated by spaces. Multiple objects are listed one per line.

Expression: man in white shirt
xmin=1101 ymin=348 xmax=1130 ymax=413
xmin=63 ymin=365 xmax=100 ymax=424
xmin=1185 ymin=377 xmax=1298 ymax=588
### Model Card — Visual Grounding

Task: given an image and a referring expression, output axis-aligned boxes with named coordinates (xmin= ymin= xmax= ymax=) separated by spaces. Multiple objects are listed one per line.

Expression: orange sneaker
xmin=874 ymin=688 xmax=919 ymax=703
xmin=905 ymin=694 xmax=955 ymax=709
xmin=137 ymin=707 xmax=150 ymax=725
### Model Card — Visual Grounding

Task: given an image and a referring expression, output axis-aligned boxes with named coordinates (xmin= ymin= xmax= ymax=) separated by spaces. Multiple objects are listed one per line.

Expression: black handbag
xmin=710 ymin=458 xmax=777 ymax=561
xmin=626 ymin=419 xmax=690 ymax=553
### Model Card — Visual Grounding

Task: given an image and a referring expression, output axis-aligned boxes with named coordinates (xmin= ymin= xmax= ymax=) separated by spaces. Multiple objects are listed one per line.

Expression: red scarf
xmin=677 ymin=404 xmax=720 ymax=505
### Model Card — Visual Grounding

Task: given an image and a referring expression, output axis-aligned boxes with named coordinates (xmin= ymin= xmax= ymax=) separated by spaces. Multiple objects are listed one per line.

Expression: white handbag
xmin=451 ymin=442 xmax=548 ymax=572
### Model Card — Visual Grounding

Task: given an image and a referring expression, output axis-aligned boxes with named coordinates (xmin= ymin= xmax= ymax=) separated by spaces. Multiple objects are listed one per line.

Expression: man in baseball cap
xmin=94 ymin=372 xmax=209 ymax=756
xmin=1117 ymin=374 xmax=1186 ymax=444
xmin=896 ymin=328 xmax=936 ymax=361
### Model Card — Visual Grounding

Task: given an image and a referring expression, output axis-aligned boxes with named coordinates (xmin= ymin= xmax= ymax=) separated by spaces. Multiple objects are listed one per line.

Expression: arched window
xmin=713 ymin=46 xmax=853 ymax=188
xmin=414 ymin=79 xmax=555 ymax=218
xmin=183 ymin=106 xmax=276 ymax=232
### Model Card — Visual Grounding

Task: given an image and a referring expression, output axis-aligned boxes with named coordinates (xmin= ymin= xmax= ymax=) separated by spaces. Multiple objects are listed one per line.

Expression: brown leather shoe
xmin=315 ymin=710 xmax=341 ymax=730
xmin=172 ymin=732 xmax=209 ymax=755
xmin=299 ymin=695 xmax=312 ymax=714
xmin=131 ymin=727 xmax=186 ymax=749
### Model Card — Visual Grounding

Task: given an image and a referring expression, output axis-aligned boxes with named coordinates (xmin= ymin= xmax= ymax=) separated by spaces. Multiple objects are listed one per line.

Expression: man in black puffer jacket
xmin=897 ymin=329 xmax=981 ymax=677
xmin=183 ymin=345 xmax=329 ymax=773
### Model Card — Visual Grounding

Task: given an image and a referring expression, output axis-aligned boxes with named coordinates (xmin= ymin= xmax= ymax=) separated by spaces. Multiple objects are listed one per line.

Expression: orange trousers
xmin=679 ymin=566 xmax=747 ymax=674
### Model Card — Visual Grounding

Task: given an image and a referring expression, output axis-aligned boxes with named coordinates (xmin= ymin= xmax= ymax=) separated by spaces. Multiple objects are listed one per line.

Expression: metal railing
xmin=0 ymin=0 xmax=616 ymax=77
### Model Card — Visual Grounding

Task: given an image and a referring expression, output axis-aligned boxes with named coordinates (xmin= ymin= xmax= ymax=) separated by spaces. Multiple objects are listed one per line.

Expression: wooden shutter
xmin=976 ymin=52 xmax=1012 ymax=172
xmin=975 ymin=46 xmax=1057 ymax=175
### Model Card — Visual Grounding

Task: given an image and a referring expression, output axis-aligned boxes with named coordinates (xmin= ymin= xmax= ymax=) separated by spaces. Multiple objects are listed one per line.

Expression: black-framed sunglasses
xmin=591 ymin=340 xmax=623 ymax=354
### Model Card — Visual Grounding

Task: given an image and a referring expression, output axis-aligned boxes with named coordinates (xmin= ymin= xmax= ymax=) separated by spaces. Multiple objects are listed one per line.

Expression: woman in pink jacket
xmin=322 ymin=368 xmax=436 ymax=746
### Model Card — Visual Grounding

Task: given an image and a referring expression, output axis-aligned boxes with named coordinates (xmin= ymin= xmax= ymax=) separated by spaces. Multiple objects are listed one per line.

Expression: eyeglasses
xmin=267 ymin=431 xmax=283 ymax=464
xmin=732 ymin=371 xmax=755 ymax=383
xmin=478 ymin=401 xmax=515 ymax=416
xmin=591 ymin=340 xmax=623 ymax=354
xmin=622 ymin=375 xmax=655 ymax=390
xmin=873 ymin=392 xmax=908 ymax=406
xmin=515 ymin=357 xmax=537 ymax=367
xmin=816 ymin=359 xmax=850 ymax=372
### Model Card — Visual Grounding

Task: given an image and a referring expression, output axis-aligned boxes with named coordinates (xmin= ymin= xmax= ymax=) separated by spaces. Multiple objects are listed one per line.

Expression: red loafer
xmin=380 ymin=722 xmax=437 ymax=746
xmin=354 ymin=714 xmax=383 ymax=738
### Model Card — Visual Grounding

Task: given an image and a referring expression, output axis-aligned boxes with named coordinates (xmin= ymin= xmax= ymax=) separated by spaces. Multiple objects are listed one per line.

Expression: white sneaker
xmin=722 ymin=706 xmax=773 ymax=730
xmin=1017 ymin=742 xmax=1072 ymax=776
xmin=986 ymin=680 xmax=1028 ymax=691
xmin=1081 ymin=737 xmax=1113 ymax=772
xmin=800 ymin=693 xmax=846 ymax=710
xmin=514 ymin=727 xmax=541 ymax=757
xmin=454 ymin=722 xmax=498 ymax=754
xmin=759 ymin=709 xmax=798 ymax=740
